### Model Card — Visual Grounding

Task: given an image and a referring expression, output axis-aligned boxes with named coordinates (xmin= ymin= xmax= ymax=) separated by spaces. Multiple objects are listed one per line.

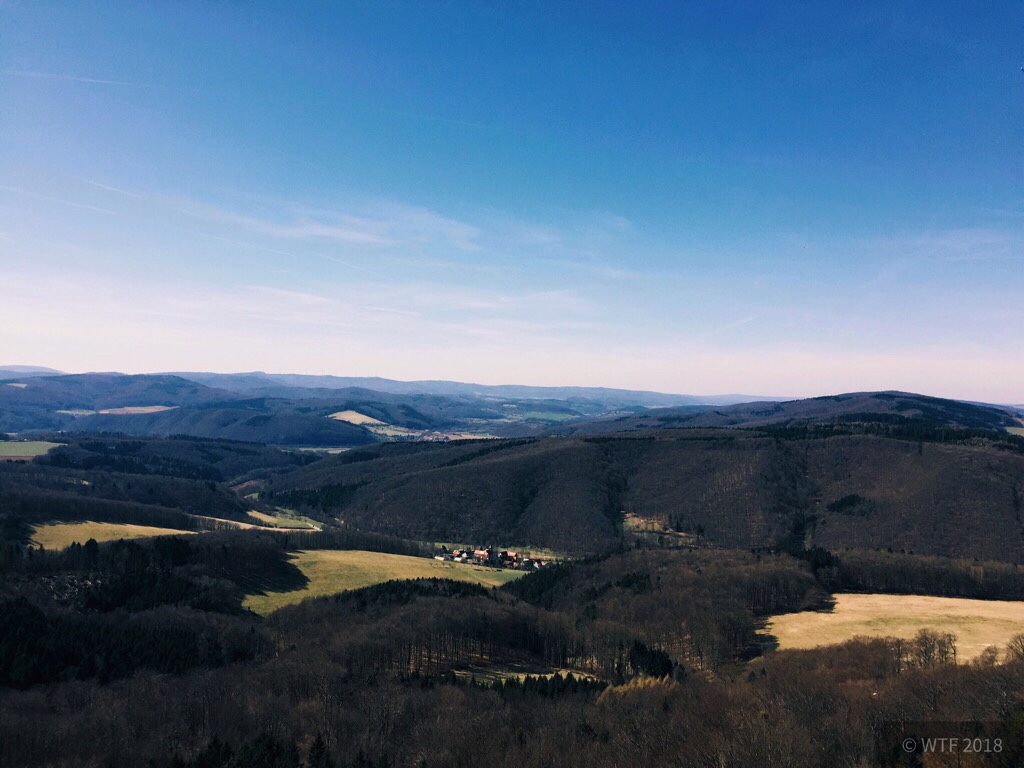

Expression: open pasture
xmin=328 ymin=410 xmax=385 ymax=425
xmin=247 ymin=509 xmax=319 ymax=529
xmin=98 ymin=405 xmax=176 ymax=415
xmin=244 ymin=549 xmax=525 ymax=615
xmin=0 ymin=441 xmax=61 ymax=460
xmin=31 ymin=521 xmax=195 ymax=549
xmin=767 ymin=593 xmax=1024 ymax=660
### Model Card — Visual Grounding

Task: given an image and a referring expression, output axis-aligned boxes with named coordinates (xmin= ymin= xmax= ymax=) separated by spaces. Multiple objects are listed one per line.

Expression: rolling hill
xmin=170 ymin=370 xmax=774 ymax=407
xmin=267 ymin=404 xmax=1024 ymax=560
xmin=0 ymin=366 xmax=63 ymax=380
xmin=4 ymin=374 xmax=1021 ymax=456
xmin=0 ymin=373 xmax=607 ymax=444
xmin=548 ymin=391 xmax=1022 ymax=435
xmin=63 ymin=406 xmax=377 ymax=447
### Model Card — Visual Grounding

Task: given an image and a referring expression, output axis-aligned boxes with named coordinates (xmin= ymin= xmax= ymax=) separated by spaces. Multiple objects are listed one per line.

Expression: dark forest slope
xmin=270 ymin=427 xmax=1024 ymax=560
xmin=0 ymin=374 xmax=243 ymax=432
xmin=64 ymin=407 xmax=376 ymax=447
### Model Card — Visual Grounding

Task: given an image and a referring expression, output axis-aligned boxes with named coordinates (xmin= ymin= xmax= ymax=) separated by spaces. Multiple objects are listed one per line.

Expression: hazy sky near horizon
xmin=2 ymin=2 xmax=1023 ymax=401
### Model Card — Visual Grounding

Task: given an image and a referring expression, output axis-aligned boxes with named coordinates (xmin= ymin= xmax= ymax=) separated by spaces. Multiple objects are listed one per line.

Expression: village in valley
xmin=435 ymin=545 xmax=551 ymax=571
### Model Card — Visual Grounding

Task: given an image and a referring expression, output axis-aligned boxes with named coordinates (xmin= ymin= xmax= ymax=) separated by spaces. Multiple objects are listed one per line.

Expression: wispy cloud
xmin=709 ymin=315 xmax=758 ymax=335
xmin=869 ymin=227 xmax=1024 ymax=263
xmin=246 ymin=285 xmax=336 ymax=307
xmin=78 ymin=178 xmax=145 ymax=199
xmin=314 ymin=253 xmax=386 ymax=278
xmin=268 ymin=221 xmax=391 ymax=245
xmin=0 ymin=69 xmax=135 ymax=86
xmin=195 ymin=233 xmax=302 ymax=259
xmin=364 ymin=305 xmax=421 ymax=317
xmin=0 ymin=185 xmax=116 ymax=215
xmin=174 ymin=196 xmax=482 ymax=253
xmin=375 ymin=202 xmax=482 ymax=252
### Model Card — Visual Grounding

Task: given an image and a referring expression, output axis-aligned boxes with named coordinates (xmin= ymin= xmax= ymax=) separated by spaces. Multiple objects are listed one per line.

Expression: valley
xmin=2 ymin=371 xmax=1024 ymax=767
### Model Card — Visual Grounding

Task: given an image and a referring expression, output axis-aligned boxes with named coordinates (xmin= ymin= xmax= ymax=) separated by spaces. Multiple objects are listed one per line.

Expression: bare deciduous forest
xmin=3 ymin=415 xmax=1024 ymax=766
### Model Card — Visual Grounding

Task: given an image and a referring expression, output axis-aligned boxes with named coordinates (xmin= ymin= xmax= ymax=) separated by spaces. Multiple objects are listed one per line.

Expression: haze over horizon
xmin=2 ymin=3 xmax=1022 ymax=403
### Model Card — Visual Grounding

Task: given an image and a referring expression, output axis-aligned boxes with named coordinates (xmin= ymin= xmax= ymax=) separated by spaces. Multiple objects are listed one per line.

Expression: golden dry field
xmin=98 ymin=405 xmax=176 ymax=415
xmin=31 ymin=521 xmax=195 ymax=549
xmin=328 ymin=410 xmax=385 ymax=425
xmin=767 ymin=593 xmax=1024 ymax=660
xmin=244 ymin=549 xmax=525 ymax=615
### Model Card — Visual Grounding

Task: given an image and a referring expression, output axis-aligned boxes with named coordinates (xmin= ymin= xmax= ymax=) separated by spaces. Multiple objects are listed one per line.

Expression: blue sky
xmin=1 ymin=1 xmax=1022 ymax=400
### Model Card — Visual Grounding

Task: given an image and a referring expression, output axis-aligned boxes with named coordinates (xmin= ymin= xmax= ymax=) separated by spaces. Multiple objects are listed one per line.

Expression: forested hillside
xmin=1 ymin=373 xmax=599 ymax=443
xmin=4 ymin=545 xmax=1024 ymax=767
xmin=2 ymin=406 xmax=1024 ymax=766
xmin=3 ymin=394 xmax=1024 ymax=767
xmin=551 ymin=391 xmax=1022 ymax=434
xmin=269 ymin=426 xmax=1024 ymax=560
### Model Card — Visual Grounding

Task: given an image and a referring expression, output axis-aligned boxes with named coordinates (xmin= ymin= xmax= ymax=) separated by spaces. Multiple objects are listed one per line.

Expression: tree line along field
xmin=243 ymin=549 xmax=525 ymax=615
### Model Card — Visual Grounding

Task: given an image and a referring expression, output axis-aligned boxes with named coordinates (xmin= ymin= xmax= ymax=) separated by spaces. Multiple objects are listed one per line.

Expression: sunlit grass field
xmin=31 ymin=521 xmax=195 ymax=549
xmin=246 ymin=510 xmax=318 ymax=529
xmin=767 ymin=593 xmax=1024 ymax=660
xmin=244 ymin=549 xmax=525 ymax=615
xmin=0 ymin=441 xmax=61 ymax=458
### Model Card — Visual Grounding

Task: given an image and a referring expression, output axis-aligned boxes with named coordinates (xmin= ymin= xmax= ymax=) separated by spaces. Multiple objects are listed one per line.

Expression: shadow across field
xmin=209 ymin=541 xmax=311 ymax=599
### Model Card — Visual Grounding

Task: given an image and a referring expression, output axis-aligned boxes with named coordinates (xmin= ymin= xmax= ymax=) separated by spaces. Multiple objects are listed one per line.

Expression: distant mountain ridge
xmin=0 ymin=366 xmax=63 ymax=380
xmin=1 ymin=372 xmax=608 ymax=444
xmin=2 ymin=370 xmax=1020 ymax=447
xmin=547 ymin=391 xmax=1022 ymax=435
xmin=168 ymin=371 xmax=777 ymax=407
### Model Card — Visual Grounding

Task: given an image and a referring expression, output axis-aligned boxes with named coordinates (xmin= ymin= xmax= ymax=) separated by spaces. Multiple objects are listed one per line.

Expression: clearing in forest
xmin=98 ymin=405 xmax=176 ymax=415
xmin=31 ymin=521 xmax=195 ymax=549
xmin=328 ymin=410 xmax=385 ymax=425
xmin=247 ymin=509 xmax=319 ymax=529
xmin=767 ymin=593 xmax=1024 ymax=660
xmin=244 ymin=549 xmax=525 ymax=615
xmin=0 ymin=441 xmax=61 ymax=459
